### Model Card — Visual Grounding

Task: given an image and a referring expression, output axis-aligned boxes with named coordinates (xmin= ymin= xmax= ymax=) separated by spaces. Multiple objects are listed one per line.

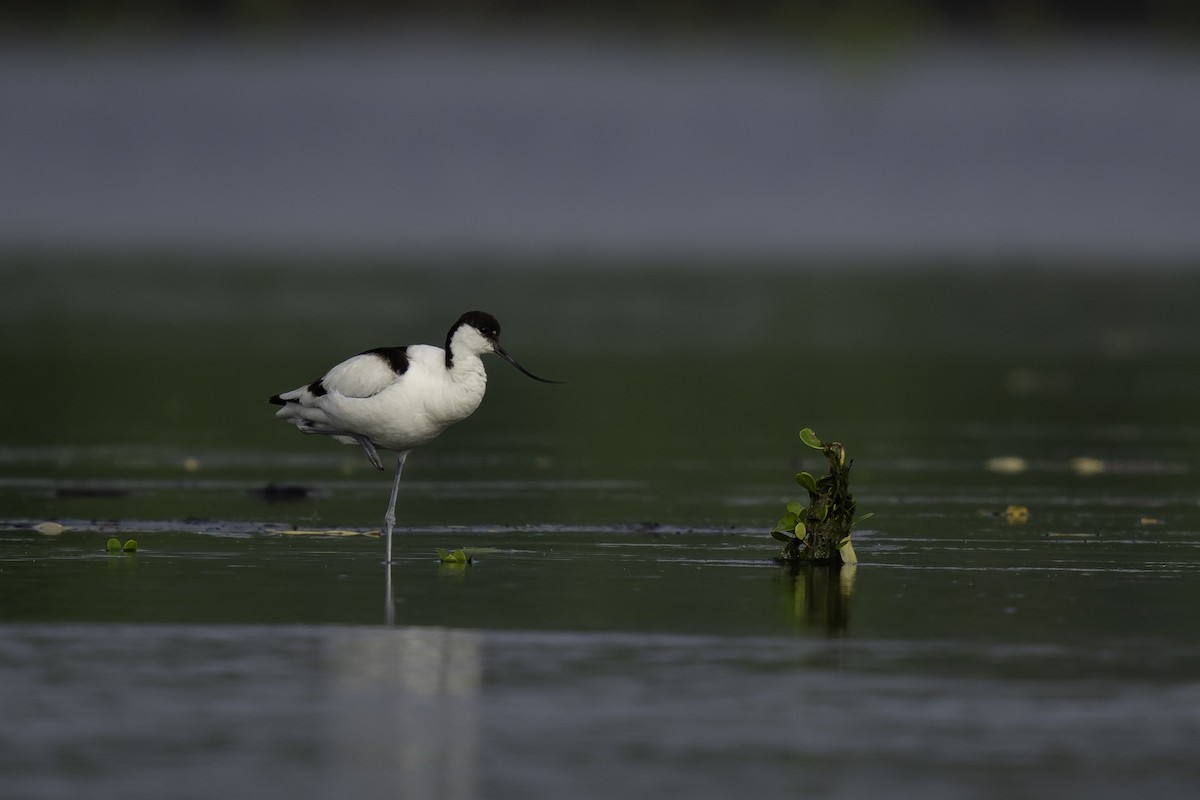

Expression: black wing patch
xmin=361 ymin=346 xmax=410 ymax=376
xmin=269 ymin=379 xmax=327 ymax=405
xmin=271 ymin=347 xmax=408 ymax=406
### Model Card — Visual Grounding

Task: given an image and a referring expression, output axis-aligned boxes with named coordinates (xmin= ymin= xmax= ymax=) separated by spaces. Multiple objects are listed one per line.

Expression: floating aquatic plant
xmin=435 ymin=547 xmax=502 ymax=566
xmin=105 ymin=538 xmax=137 ymax=554
xmin=437 ymin=548 xmax=473 ymax=565
xmin=771 ymin=427 xmax=871 ymax=566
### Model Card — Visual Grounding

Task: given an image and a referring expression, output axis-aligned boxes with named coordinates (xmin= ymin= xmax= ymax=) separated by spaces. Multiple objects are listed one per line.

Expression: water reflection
xmin=385 ymin=564 xmax=394 ymax=626
xmin=327 ymin=626 xmax=482 ymax=800
xmin=781 ymin=563 xmax=856 ymax=635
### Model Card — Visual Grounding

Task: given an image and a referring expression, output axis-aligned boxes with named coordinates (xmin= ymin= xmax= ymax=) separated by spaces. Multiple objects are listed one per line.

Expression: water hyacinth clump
xmin=771 ymin=428 xmax=872 ymax=566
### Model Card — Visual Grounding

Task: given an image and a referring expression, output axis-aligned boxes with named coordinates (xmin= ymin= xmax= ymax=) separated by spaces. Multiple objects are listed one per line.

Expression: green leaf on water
xmin=794 ymin=520 xmax=807 ymax=537
xmin=105 ymin=537 xmax=121 ymax=553
xmin=774 ymin=512 xmax=799 ymax=532
xmin=795 ymin=471 xmax=818 ymax=493
xmin=786 ymin=501 xmax=805 ymax=516
xmin=799 ymin=427 xmax=823 ymax=450
xmin=122 ymin=539 xmax=137 ymax=553
xmin=437 ymin=548 xmax=472 ymax=564
xmin=770 ymin=528 xmax=796 ymax=542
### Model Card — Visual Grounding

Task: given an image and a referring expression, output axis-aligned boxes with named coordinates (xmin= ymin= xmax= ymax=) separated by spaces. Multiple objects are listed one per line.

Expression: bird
xmin=269 ymin=310 xmax=561 ymax=563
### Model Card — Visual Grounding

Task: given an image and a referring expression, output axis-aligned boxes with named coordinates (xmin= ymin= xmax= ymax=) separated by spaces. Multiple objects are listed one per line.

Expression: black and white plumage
xmin=269 ymin=310 xmax=560 ymax=562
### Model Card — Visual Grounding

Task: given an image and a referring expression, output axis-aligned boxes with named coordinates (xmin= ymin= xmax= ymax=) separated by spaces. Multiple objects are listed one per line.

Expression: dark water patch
xmin=246 ymin=483 xmax=325 ymax=503
xmin=4 ymin=523 xmax=1199 ymax=644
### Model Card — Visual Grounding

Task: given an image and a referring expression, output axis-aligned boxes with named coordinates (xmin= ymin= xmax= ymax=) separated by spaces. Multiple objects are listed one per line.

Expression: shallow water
xmin=2 ymin=261 xmax=1200 ymax=798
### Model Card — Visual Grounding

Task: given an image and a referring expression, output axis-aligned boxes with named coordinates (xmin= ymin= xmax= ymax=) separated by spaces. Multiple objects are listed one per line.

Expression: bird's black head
xmin=451 ymin=310 xmax=501 ymax=344
xmin=445 ymin=310 xmax=564 ymax=384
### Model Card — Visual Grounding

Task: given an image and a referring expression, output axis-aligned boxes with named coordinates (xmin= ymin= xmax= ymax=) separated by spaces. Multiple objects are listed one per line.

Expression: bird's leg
xmin=383 ymin=451 xmax=408 ymax=565
xmin=353 ymin=436 xmax=384 ymax=470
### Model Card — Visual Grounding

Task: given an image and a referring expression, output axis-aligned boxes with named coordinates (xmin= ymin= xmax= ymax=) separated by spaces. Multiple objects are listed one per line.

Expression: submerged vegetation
xmin=771 ymin=428 xmax=871 ymax=566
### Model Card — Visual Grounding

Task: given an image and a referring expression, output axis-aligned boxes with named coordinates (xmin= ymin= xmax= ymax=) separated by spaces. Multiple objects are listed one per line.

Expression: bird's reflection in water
xmin=385 ymin=564 xmax=395 ymax=626
xmin=326 ymin=621 xmax=482 ymax=800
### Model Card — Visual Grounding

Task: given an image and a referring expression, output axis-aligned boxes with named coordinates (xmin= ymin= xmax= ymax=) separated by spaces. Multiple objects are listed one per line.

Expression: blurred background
xmin=2 ymin=1 xmax=1199 ymax=262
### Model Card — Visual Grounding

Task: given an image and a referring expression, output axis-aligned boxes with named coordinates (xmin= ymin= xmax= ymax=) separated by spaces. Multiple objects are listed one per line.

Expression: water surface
xmin=2 ymin=261 xmax=1199 ymax=798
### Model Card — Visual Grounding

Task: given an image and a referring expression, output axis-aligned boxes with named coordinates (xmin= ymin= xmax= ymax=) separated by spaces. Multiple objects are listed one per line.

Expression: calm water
xmin=2 ymin=260 xmax=1200 ymax=798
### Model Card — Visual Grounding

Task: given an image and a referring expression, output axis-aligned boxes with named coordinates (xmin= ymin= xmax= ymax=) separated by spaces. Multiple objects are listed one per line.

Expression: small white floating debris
xmin=1047 ymin=531 xmax=1098 ymax=539
xmin=986 ymin=456 xmax=1028 ymax=474
xmin=1070 ymin=457 xmax=1106 ymax=476
xmin=33 ymin=521 xmax=66 ymax=535
xmin=1005 ymin=505 xmax=1030 ymax=524
xmin=274 ymin=529 xmax=362 ymax=537
xmin=1140 ymin=517 xmax=1164 ymax=526
xmin=182 ymin=457 xmax=201 ymax=473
